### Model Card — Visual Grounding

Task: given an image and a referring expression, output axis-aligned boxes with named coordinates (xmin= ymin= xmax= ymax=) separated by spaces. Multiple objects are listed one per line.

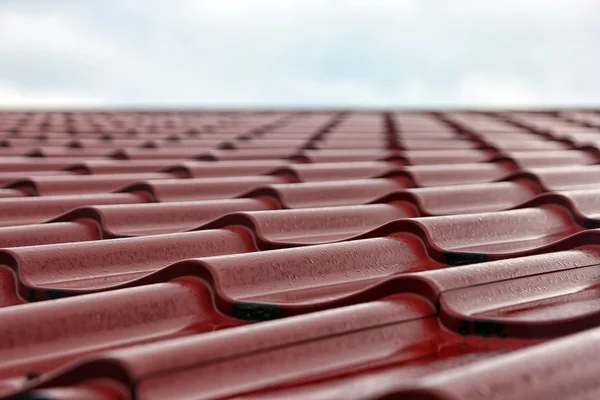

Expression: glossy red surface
xmin=1 ymin=110 xmax=600 ymax=399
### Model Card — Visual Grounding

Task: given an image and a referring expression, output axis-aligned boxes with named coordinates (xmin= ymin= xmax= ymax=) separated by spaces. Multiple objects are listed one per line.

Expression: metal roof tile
xmin=410 ymin=204 xmax=581 ymax=255
xmin=2 ymin=110 xmax=600 ymax=399
xmin=0 ymin=157 xmax=92 ymax=172
xmin=3 ymin=296 xmax=531 ymax=400
xmin=414 ymin=325 xmax=600 ymax=400
xmin=0 ymin=278 xmax=241 ymax=380
xmin=500 ymin=149 xmax=598 ymax=167
xmin=207 ymin=148 xmax=303 ymax=161
xmin=0 ymin=193 xmax=148 ymax=227
xmin=244 ymin=178 xmax=410 ymax=208
xmin=3 ymin=294 xmax=430 ymax=399
xmin=16 ymin=384 xmax=127 ymax=400
xmin=402 ymin=180 xmax=540 ymax=214
xmin=0 ymin=188 xmax=27 ymax=198
xmin=4 ymin=173 xmax=175 ymax=196
xmin=299 ymin=149 xmax=402 ymax=162
xmin=401 ymin=149 xmax=494 ymax=164
xmin=164 ymin=160 xmax=289 ymax=178
xmin=56 ymin=198 xmax=277 ymax=237
xmin=529 ymin=164 xmax=600 ymax=190
xmin=403 ymin=162 xmax=515 ymax=186
xmin=398 ymin=139 xmax=481 ymax=150
xmin=122 ymin=175 xmax=291 ymax=202
xmin=0 ymin=220 xmax=101 ymax=249
xmin=5 ymin=228 xmax=256 ymax=294
xmin=439 ymin=263 xmax=600 ymax=338
xmin=66 ymin=159 xmax=188 ymax=174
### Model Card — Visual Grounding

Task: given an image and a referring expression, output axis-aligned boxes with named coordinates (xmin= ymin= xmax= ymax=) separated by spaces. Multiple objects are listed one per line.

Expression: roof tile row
xmin=1 ymin=110 xmax=600 ymax=399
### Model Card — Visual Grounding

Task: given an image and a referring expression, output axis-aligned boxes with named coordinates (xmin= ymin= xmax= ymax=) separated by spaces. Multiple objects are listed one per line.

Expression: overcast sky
xmin=1 ymin=0 xmax=599 ymax=108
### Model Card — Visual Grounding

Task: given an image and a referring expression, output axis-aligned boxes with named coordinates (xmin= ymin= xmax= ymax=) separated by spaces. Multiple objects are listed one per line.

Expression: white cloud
xmin=457 ymin=76 xmax=543 ymax=107
xmin=0 ymin=0 xmax=599 ymax=107
xmin=0 ymin=8 xmax=132 ymax=64
xmin=0 ymin=82 xmax=103 ymax=108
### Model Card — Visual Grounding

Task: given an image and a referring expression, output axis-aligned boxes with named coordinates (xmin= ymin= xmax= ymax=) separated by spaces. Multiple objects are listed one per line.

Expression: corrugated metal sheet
xmin=0 ymin=110 xmax=600 ymax=399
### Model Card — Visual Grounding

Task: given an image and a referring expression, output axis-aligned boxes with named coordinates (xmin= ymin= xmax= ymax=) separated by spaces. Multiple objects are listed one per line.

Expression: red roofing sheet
xmin=1 ymin=110 xmax=600 ymax=399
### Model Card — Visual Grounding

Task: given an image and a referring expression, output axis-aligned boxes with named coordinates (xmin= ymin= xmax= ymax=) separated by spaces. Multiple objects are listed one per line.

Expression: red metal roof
xmin=1 ymin=110 xmax=600 ymax=399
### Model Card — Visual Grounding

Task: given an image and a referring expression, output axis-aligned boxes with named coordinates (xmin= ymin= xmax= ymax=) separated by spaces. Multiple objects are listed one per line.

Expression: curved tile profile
xmin=410 ymin=204 xmax=582 ymax=255
xmin=184 ymin=233 xmax=440 ymax=312
xmin=0 ymin=277 xmax=242 ymax=381
xmin=299 ymin=149 xmax=405 ymax=162
xmin=57 ymin=197 xmax=278 ymax=237
xmin=54 ymin=179 xmax=544 ymax=243
xmin=0 ymin=177 xmax=553 ymax=250
xmin=113 ymin=197 xmax=566 ymax=252
xmin=208 ymin=148 xmax=304 ymax=161
xmin=0 ymin=198 xmax=278 ymax=248
xmin=5 ymin=246 xmax=600 ymax=398
xmin=532 ymin=164 xmax=600 ymax=190
xmin=4 ymin=383 xmax=128 ymax=400
xmin=243 ymin=178 xmax=413 ymax=208
xmin=271 ymin=161 xmax=402 ymax=182
xmin=374 ymin=178 xmax=542 ymax=215
xmin=27 ymin=146 xmax=120 ymax=158
xmin=0 ymin=188 xmax=26 ymax=198
xmin=0 ymin=294 xmax=438 ymax=399
xmin=488 ymin=139 xmax=569 ymax=152
xmin=3 ymin=173 xmax=175 ymax=196
xmin=65 ymin=159 xmax=191 ymax=174
xmin=439 ymin=262 xmax=600 ymax=338
xmin=270 ymin=161 xmax=516 ymax=187
xmin=0 ymin=157 xmax=86 ymax=173
xmin=120 ymin=175 xmax=292 ymax=202
xmin=6 ymin=230 xmax=600 ymax=318
xmin=1 ymin=110 xmax=600 ymax=400
xmin=338 ymin=203 xmax=586 ymax=264
xmin=246 ymin=241 xmax=600 ymax=315
xmin=0 ymin=170 xmax=79 ymax=187
xmin=0 ymin=220 xmax=101 ymax=249
xmin=399 ymin=138 xmax=481 ymax=150
xmin=233 ymin=325 xmax=600 ymax=400
xmin=198 ymin=203 xmax=419 ymax=245
xmin=0 ymin=192 xmax=149 ymax=227
xmin=559 ymin=188 xmax=600 ymax=221
xmin=0 ymin=268 xmax=22 ymax=308
xmin=402 ymin=149 xmax=494 ymax=165
xmin=0 ymin=227 xmax=258 ymax=298
xmin=162 ymin=160 xmax=289 ymax=178
xmin=413 ymin=244 xmax=600 ymax=295
xmin=497 ymin=149 xmax=599 ymax=168
xmin=109 ymin=147 xmax=215 ymax=160
xmin=414 ymin=325 xmax=600 ymax=400
xmin=0 ymin=232 xmax=436 ymax=300
xmin=402 ymin=161 xmax=517 ymax=187
xmin=0 ymin=199 xmax=594 ymax=298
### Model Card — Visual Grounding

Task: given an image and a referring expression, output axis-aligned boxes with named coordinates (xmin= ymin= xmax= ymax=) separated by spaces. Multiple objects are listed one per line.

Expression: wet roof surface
xmin=0 ymin=109 xmax=600 ymax=399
